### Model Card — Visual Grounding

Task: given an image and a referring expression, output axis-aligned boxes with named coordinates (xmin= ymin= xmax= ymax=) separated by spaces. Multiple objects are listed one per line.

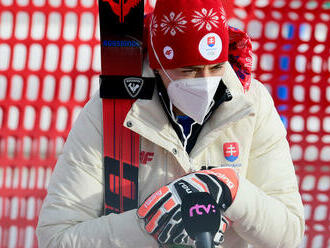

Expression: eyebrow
xmin=182 ymin=62 xmax=225 ymax=70
xmin=210 ymin=63 xmax=225 ymax=69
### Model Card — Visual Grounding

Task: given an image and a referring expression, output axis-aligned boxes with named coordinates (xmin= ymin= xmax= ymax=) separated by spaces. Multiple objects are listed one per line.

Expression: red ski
xmin=98 ymin=0 xmax=154 ymax=214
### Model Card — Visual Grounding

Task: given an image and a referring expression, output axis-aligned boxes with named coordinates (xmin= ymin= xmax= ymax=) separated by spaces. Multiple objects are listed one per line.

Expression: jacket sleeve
xmin=36 ymin=93 xmax=158 ymax=248
xmin=224 ymin=80 xmax=305 ymax=248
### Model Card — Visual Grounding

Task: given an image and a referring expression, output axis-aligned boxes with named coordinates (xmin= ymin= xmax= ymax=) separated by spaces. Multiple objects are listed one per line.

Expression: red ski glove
xmin=137 ymin=168 xmax=239 ymax=246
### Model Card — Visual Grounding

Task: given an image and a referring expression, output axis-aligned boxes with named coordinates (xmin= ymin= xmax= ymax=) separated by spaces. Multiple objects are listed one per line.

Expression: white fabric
xmin=36 ymin=62 xmax=305 ymax=248
xmin=167 ymin=76 xmax=220 ymax=124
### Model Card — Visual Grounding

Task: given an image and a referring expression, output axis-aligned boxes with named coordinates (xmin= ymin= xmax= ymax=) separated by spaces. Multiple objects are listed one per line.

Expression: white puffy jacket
xmin=36 ymin=62 xmax=305 ymax=248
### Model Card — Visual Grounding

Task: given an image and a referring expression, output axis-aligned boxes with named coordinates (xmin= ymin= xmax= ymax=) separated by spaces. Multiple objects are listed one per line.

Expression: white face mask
xmin=167 ymin=76 xmax=221 ymax=124
xmin=149 ymin=32 xmax=221 ymax=124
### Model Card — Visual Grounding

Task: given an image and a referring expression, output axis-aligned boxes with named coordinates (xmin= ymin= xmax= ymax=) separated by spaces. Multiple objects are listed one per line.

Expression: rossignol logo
xmin=189 ymin=204 xmax=216 ymax=217
xmin=102 ymin=40 xmax=140 ymax=47
xmin=102 ymin=0 xmax=141 ymax=23
xmin=124 ymin=77 xmax=144 ymax=98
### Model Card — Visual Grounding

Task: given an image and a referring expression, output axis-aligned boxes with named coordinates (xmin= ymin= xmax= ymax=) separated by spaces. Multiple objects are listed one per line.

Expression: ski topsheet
xmin=98 ymin=0 xmax=153 ymax=215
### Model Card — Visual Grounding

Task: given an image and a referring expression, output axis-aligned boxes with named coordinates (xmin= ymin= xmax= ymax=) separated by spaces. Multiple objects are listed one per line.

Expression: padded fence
xmin=0 ymin=0 xmax=329 ymax=247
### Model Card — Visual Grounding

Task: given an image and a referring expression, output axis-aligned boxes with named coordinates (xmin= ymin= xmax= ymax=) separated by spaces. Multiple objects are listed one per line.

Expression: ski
xmin=98 ymin=0 xmax=154 ymax=215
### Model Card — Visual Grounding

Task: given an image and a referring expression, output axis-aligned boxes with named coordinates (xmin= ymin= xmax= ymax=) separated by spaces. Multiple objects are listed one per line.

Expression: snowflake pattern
xmin=150 ymin=15 xmax=158 ymax=37
xmin=219 ymin=7 xmax=228 ymax=26
xmin=191 ymin=8 xmax=220 ymax=31
xmin=160 ymin=12 xmax=187 ymax=36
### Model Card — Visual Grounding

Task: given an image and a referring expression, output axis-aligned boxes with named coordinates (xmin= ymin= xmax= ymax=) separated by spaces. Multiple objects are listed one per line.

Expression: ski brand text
xmin=102 ymin=40 xmax=140 ymax=47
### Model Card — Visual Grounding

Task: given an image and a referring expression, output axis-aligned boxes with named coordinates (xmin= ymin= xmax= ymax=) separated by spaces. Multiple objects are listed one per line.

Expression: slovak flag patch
xmin=223 ymin=142 xmax=239 ymax=162
xmin=207 ymin=36 xmax=215 ymax=47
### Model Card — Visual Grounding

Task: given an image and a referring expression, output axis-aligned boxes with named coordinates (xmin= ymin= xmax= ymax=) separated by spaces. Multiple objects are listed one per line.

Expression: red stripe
xmin=103 ymin=99 xmax=115 ymax=158
xmin=109 ymin=174 xmax=114 ymax=193
xmin=103 ymin=99 xmax=139 ymax=213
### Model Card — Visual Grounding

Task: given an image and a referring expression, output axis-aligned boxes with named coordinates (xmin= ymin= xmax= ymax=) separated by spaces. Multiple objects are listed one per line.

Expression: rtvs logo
xmin=189 ymin=204 xmax=216 ymax=217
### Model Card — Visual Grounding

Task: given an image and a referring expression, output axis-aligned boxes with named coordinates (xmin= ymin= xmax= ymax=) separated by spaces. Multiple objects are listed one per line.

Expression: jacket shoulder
xmin=245 ymin=78 xmax=277 ymax=120
xmin=246 ymin=78 xmax=272 ymax=100
xmin=60 ymin=90 xmax=103 ymax=169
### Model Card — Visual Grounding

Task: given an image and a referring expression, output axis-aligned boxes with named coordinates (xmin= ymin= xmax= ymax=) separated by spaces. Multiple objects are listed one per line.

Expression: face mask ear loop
xmin=149 ymin=17 xmax=174 ymax=83
xmin=150 ymin=17 xmax=176 ymax=120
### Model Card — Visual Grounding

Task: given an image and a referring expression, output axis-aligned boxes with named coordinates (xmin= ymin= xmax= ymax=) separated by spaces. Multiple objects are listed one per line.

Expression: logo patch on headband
xmin=199 ymin=33 xmax=222 ymax=61
xmin=163 ymin=46 xmax=174 ymax=60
